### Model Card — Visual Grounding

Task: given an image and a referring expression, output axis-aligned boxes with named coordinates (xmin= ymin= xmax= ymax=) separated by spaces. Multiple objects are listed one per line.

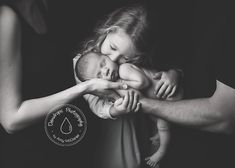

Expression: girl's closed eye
xmin=120 ymin=56 xmax=129 ymax=63
xmin=123 ymin=56 xmax=129 ymax=61
xmin=110 ymin=44 xmax=117 ymax=51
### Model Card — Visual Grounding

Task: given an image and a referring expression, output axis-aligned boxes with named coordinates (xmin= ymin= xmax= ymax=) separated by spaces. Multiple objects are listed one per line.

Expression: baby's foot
xmin=145 ymin=155 xmax=160 ymax=168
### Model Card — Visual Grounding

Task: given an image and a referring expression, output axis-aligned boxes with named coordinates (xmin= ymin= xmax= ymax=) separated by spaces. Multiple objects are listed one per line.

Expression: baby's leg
xmin=146 ymin=119 xmax=170 ymax=168
xmin=149 ymin=116 xmax=160 ymax=147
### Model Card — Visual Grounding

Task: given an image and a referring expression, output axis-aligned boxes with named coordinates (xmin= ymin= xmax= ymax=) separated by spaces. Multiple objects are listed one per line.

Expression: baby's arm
xmin=146 ymin=118 xmax=170 ymax=167
xmin=119 ymin=63 xmax=150 ymax=90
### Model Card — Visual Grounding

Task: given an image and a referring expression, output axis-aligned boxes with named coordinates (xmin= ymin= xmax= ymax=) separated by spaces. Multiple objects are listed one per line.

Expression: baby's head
xmin=75 ymin=51 xmax=119 ymax=82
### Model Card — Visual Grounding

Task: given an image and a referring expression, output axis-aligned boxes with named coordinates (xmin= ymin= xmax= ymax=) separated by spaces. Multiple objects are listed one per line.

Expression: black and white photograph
xmin=0 ymin=0 xmax=235 ymax=168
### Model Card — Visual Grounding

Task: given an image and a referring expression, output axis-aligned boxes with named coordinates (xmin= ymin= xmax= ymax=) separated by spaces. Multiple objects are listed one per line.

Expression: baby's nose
xmin=102 ymin=67 xmax=109 ymax=76
xmin=108 ymin=53 xmax=121 ymax=62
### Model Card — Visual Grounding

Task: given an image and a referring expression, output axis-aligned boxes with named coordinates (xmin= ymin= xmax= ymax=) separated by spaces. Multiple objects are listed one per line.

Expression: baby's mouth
xmin=111 ymin=71 xmax=118 ymax=81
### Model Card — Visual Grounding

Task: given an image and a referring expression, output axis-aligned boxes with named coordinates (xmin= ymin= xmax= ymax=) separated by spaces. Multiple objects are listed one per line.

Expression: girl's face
xmin=100 ymin=28 xmax=135 ymax=64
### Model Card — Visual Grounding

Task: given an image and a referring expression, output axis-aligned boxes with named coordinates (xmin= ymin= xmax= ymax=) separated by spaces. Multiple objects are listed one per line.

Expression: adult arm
xmin=0 ymin=6 xmax=124 ymax=133
xmin=140 ymin=80 xmax=235 ymax=134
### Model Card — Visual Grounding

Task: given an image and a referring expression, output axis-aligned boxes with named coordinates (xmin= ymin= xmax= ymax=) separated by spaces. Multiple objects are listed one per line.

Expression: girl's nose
xmin=108 ymin=53 xmax=121 ymax=62
xmin=101 ymin=67 xmax=108 ymax=76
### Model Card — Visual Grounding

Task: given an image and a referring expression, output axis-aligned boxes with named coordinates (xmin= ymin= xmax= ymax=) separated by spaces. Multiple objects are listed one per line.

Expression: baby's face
xmin=86 ymin=53 xmax=119 ymax=81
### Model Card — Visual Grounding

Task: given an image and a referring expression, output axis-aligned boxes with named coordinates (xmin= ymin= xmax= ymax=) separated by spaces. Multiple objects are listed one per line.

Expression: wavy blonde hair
xmin=79 ymin=4 xmax=151 ymax=65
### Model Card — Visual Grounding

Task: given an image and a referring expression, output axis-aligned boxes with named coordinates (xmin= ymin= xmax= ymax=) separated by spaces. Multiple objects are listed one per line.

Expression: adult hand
xmin=110 ymin=90 xmax=141 ymax=118
xmin=87 ymin=78 xmax=128 ymax=96
xmin=153 ymin=69 xmax=180 ymax=99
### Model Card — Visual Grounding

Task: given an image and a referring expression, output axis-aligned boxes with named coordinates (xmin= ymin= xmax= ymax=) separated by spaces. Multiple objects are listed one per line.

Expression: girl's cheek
xmin=118 ymin=57 xmax=127 ymax=64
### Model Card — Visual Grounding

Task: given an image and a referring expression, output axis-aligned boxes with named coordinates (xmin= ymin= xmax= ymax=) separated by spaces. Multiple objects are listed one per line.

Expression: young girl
xmin=73 ymin=4 xmax=183 ymax=168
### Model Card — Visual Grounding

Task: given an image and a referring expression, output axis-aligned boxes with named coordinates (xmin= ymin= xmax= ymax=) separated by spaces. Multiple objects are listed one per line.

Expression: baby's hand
xmin=110 ymin=90 xmax=141 ymax=117
xmin=153 ymin=69 xmax=181 ymax=99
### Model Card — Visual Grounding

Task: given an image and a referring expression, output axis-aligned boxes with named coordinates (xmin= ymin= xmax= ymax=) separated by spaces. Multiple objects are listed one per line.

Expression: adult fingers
xmin=131 ymin=92 xmax=139 ymax=111
xmin=154 ymin=81 xmax=164 ymax=95
xmin=122 ymin=91 xmax=129 ymax=108
xmin=114 ymin=98 xmax=123 ymax=106
xmin=127 ymin=90 xmax=134 ymax=111
xmin=157 ymin=83 xmax=168 ymax=98
xmin=134 ymin=102 xmax=141 ymax=112
xmin=162 ymin=85 xmax=173 ymax=99
xmin=168 ymin=85 xmax=177 ymax=98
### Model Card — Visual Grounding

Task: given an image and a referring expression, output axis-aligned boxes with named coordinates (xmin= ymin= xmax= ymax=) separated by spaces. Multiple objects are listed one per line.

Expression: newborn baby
xmin=75 ymin=51 xmax=182 ymax=167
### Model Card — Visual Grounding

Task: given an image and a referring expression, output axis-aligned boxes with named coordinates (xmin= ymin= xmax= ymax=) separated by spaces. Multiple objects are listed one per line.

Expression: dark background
xmin=0 ymin=0 xmax=234 ymax=168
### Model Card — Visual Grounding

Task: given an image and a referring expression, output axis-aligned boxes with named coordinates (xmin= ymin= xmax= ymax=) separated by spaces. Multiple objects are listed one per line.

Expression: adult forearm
xmin=1 ymin=83 xmax=89 ymax=133
xmin=140 ymin=97 xmax=222 ymax=129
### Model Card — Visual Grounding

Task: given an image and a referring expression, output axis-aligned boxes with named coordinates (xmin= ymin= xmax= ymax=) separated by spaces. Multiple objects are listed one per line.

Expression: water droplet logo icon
xmin=60 ymin=117 xmax=72 ymax=135
xmin=45 ymin=104 xmax=87 ymax=146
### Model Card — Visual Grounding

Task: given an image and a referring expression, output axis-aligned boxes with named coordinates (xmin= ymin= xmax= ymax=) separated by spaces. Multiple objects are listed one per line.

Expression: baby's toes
xmin=145 ymin=157 xmax=150 ymax=161
xmin=147 ymin=160 xmax=152 ymax=165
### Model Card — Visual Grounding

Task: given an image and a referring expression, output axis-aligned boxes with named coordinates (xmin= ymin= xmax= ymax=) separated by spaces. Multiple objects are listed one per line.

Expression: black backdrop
xmin=0 ymin=0 xmax=234 ymax=168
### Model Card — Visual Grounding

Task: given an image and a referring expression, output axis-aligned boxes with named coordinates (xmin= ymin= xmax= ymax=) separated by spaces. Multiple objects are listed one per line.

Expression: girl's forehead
xmin=108 ymin=30 xmax=134 ymax=52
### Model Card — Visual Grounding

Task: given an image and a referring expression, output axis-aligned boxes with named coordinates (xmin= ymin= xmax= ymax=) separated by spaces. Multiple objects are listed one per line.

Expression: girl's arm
xmin=0 ymin=6 xmax=124 ymax=133
xmin=119 ymin=63 xmax=150 ymax=90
